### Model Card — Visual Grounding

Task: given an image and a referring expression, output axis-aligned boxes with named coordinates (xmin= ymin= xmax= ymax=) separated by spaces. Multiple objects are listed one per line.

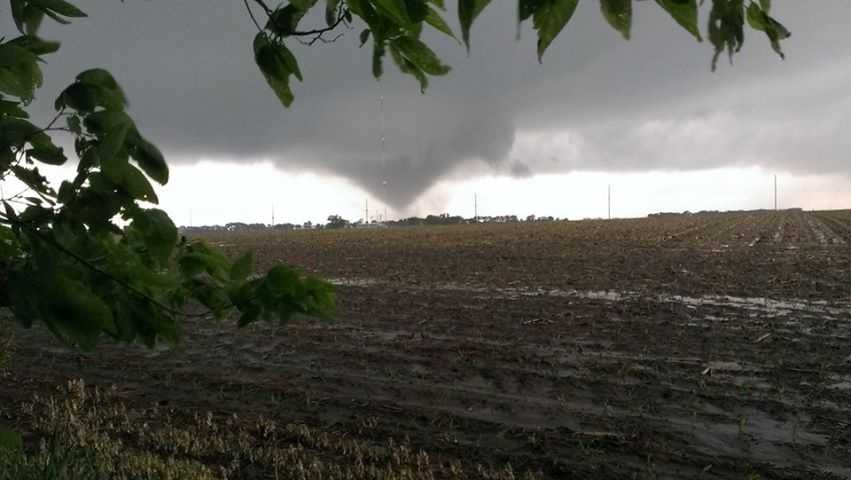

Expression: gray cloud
xmin=509 ymin=161 xmax=533 ymax=178
xmin=3 ymin=1 xmax=850 ymax=208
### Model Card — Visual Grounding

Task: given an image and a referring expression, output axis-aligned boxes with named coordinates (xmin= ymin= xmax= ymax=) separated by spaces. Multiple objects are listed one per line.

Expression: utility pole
xmin=607 ymin=184 xmax=611 ymax=220
xmin=474 ymin=193 xmax=478 ymax=223
xmin=365 ymin=199 xmax=369 ymax=224
xmin=774 ymin=175 xmax=778 ymax=211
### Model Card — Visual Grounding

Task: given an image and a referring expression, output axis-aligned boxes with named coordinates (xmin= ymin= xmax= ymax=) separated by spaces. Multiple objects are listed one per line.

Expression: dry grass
xmin=1 ymin=379 xmax=541 ymax=480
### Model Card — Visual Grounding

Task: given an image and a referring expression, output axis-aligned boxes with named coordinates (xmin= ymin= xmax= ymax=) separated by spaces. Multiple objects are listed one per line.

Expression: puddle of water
xmin=326 ymin=277 xmax=851 ymax=318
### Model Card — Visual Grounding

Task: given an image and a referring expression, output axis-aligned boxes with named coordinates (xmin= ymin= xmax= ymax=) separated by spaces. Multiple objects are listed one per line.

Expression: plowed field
xmin=3 ymin=210 xmax=851 ymax=479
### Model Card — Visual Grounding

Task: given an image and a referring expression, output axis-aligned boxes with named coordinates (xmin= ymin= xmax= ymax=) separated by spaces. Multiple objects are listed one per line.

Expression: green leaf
xmin=239 ymin=305 xmax=262 ymax=327
xmin=9 ymin=35 xmax=61 ymax=55
xmin=178 ymin=253 xmax=207 ymax=277
xmin=22 ymin=5 xmax=45 ymax=36
xmin=389 ymin=43 xmax=429 ymax=92
xmin=57 ymin=180 xmax=75 ymax=204
xmin=530 ymin=0 xmax=580 ymax=62
xmin=11 ymin=0 xmax=27 ymax=33
xmin=11 ymin=165 xmax=51 ymax=194
xmin=39 ymin=273 xmax=116 ymax=349
xmin=77 ymin=68 xmax=120 ymax=89
xmin=0 ymin=99 xmax=29 ymax=118
xmin=41 ymin=8 xmax=71 ymax=24
xmin=601 ymin=0 xmax=631 ymax=40
xmin=230 ymin=251 xmax=253 ymax=282
xmin=55 ymin=82 xmax=97 ymax=112
xmin=76 ymin=68 xmax=127 ymax=110
xmin=178 ymin=242 xmax=231 ymax=281
xmin=393 ymin=36 xmax=450 ymax=76
xmin=746 ymin=3 xmax=763 ymax=28
xmin=83 ymin=110 xmax=133 ymax=135
xmin=655 ymin=0 xmax=701 ymax=41
xmin=708 ymin=0 xmax=745 ymax=71
xmin=458 ymin=0 xmax=491 ymax=51
xmin=425 ymin=6 xmax=457 ymax=41
xmin=97 ymin=119 xmax=130 ymax=163
xmin=746 ymin=3 xmax=790 ymax=59
xmin=326 ymin=0 xmax=341 ymax=26
xmin=265 ymin=265 xmax=300 ymax=292
xmin=129 ymin=208 xmax=177 ymax=263
xmin=0 ymin=44 xmax=37 ymax=68
xmin=253 ymin=33 xmax=301 ymax=107
xmin=0 ymin=43 xmax=41 ymax=101
xmin=373 ymin=0 xmax=411 ymax=27
xmin=28 ymin=145 xmax=66 ymax=165
xmin=404 ymin=0 xmax=430 ymax=23
xmin=0 ymin=116 xmax=40 ymax=146
xmin=127 ymin=134 xmax=168 ymax=184
xmin=55 ymin=70 xmax=128 ymax=113
xmin=120 ymin=165 xmax=158 ymax=203
xmin=0 ymin=70 xmax=30 ymax=100
xmin=267 ymin=5 xmax=307 ymax=37
xmin=29 ymin=0 xmax=87 ymax=18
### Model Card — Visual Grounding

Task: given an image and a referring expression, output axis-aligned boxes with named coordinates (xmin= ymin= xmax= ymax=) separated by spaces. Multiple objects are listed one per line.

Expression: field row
xmin=208 ymin=210 xmax=851 ymax=303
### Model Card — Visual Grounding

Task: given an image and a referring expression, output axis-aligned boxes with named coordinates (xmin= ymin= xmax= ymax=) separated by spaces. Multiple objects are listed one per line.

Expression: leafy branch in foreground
xmin=1 ymin=2 xmax=334 ymax=351
xmin=244 ymin=0 xmax=791 ymax=105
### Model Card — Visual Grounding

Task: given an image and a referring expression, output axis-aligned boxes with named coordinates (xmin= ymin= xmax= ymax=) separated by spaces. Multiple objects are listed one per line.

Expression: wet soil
xmin=3 ymin=210 xmax=851 ymax=479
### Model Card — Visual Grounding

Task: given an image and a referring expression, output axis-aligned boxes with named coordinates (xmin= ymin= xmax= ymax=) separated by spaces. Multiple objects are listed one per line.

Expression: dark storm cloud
xmin=509 ymin=162 xmax=533 ymax=178
xmin=3 ymin=1 xmax=849 ymax=207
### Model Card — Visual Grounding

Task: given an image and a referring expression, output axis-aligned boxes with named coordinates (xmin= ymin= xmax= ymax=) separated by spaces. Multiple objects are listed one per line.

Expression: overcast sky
xmin=2 ymin=1 xmax=850 ymax=224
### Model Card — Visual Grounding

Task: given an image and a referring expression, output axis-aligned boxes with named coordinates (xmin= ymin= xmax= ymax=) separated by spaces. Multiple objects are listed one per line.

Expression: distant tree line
xmin=179 ymin=213 xmax=564 ymax=233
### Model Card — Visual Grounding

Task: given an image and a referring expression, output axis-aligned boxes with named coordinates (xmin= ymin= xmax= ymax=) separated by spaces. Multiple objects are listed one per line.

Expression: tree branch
xmin=292 ymin=12 xmax=347 ymax=37
xmin=251 ymin=0 xmax=273 ymax=17
xmin=244 ymin=0 xmax=350 ymax=45
xmin=243 ymin=0 xmax=264 ymax=34
xmin=0 ymin=216 xmax=221 ymax=320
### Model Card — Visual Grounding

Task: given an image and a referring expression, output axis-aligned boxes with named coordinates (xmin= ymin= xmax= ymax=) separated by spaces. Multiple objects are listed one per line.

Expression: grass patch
xmin=1 ymin=379 xmax=540 ymax=479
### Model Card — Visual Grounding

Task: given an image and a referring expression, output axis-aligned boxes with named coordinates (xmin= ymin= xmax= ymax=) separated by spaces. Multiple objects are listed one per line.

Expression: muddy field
xmin=3 ymin=210 xmax=851 ymax=479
